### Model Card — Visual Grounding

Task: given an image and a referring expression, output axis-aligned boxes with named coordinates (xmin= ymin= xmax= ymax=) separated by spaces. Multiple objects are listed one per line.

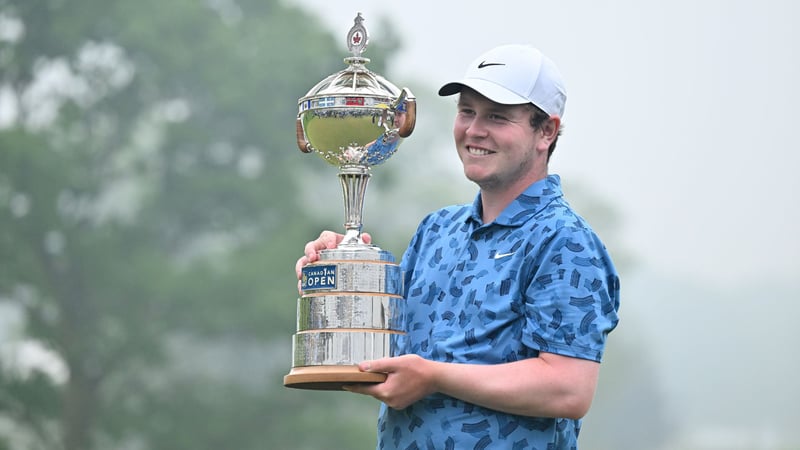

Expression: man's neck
xmin=479 ymin=173 xmax=548 ymax=224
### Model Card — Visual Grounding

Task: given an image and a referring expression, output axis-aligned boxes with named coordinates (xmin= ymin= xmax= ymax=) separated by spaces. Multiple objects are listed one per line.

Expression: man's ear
xmin=542 ymin=116 xmax=561 ymax=143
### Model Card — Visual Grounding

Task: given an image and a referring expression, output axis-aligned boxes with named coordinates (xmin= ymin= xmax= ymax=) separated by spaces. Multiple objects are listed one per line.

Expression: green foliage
xmin=0 ymin=0 xmax=401 ymax=448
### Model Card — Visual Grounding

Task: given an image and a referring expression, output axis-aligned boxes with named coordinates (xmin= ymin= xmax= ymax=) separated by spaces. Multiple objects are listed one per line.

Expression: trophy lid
xmin=299 ymin=13 xmax=401 ymax=104
xmin=295 ymin=12 xmax=416 ymax=167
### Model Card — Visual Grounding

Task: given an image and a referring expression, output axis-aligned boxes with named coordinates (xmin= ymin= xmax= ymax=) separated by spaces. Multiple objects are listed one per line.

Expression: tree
xmin=0 ymin=0 xmax=400 ymax=448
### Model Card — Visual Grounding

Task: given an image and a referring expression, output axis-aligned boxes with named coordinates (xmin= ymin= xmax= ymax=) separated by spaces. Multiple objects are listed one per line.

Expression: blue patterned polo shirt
xmin=377 ymin=174 xmax=620 ymax=450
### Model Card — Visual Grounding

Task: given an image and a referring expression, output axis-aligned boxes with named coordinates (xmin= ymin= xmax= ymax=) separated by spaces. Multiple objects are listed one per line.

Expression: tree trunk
xmin=62 ymin=366 xmax=97 ymax=450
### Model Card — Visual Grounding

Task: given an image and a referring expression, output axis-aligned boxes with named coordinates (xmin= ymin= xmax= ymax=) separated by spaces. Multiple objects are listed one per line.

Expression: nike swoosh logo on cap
xmin=478 ymin=61 xmax=505 ymax=69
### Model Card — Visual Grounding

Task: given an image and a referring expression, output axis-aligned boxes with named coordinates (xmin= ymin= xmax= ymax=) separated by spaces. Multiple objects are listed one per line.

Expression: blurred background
xmin=0 ymin=0 xmax=797 ymax=449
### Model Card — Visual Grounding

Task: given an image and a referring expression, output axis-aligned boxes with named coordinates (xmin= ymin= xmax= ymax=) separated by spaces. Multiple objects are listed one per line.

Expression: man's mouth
xmin=466 ymin=146 xmax=494 ymax=156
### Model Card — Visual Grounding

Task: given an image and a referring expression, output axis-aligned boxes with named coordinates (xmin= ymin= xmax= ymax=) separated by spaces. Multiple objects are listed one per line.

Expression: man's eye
xmin=489 ymin=114 xmax=508 ymax=121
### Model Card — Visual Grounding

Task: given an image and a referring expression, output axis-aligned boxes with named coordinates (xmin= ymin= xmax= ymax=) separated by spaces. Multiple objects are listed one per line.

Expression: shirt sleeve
xmin=520 ymin=226 xmax=621 ymax=362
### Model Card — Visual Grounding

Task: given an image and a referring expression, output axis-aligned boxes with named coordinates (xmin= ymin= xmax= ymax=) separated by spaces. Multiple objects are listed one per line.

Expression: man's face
xmin=453 ymin=88 xmax=551 ymax=193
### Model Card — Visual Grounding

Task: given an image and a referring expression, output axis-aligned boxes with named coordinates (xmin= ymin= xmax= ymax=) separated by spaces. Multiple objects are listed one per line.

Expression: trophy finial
xmin=347 ymin=13 xmax=369 ymax=57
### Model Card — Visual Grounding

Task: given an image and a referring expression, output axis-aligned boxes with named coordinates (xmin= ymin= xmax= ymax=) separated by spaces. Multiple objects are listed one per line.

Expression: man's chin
xmin=464 ymin=172 xmax=497 ymax=190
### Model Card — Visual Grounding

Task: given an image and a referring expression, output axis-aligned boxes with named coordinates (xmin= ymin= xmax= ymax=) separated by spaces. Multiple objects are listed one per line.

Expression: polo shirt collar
xmin=468 ymin=174 xmax=564 ymax=227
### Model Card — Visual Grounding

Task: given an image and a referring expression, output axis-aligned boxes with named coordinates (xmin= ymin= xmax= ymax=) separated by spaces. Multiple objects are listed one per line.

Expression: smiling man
xmin=297 ymin=44 xmax=621 ymax=450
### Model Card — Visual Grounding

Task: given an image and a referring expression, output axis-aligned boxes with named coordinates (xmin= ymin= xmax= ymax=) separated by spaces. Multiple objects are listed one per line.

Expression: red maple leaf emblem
xmin=352 ymin=32 xmax=362 ymax=44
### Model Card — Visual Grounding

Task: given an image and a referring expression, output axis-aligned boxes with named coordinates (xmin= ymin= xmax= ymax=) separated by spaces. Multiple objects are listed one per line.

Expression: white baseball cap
xmin=439 ymin=44 xmax=567 ymax=118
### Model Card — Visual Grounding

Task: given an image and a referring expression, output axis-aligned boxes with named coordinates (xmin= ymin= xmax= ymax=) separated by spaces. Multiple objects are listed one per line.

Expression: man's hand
xmin=343 ymin=355 xmax=436 ymax=410
xmin=294 ymin=230 xmax=372 ymax=292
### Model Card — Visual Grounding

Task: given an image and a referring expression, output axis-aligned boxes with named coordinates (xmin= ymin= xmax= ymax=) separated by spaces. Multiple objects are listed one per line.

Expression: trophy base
xmin=283 ymin=365 xmax=387 ymax=391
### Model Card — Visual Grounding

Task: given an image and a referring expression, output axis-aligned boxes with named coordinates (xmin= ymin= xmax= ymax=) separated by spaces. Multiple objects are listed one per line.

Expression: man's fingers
xmin=359 ymin=358 xmax=392 ymax=373
xmin=295 ymin=255 xmax=308 ymax=278
xmin=303 ymin=241 xmax=321 ymax=260
xmin=304 ymin=230 xmax=342 ymax=260
xmin=319 ymin=230 xmax=341 ymax=249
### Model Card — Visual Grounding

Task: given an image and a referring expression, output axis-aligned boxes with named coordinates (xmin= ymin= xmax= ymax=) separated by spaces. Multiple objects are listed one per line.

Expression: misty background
xmin=1 ymin=0 xmax=798 ymax=449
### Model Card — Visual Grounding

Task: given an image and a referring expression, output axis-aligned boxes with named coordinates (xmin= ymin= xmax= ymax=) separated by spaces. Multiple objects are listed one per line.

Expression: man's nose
xmin=465 ymin=117 xmax=489 ymax=137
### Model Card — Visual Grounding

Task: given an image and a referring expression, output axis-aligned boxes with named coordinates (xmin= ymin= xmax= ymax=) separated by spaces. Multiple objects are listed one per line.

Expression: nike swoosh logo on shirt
xmin=494 ymin=251 xmax=515 ymax=259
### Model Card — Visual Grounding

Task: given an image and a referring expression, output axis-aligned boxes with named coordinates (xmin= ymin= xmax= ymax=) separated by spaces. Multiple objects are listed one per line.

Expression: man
xmin=296 ymin=44 xmax=620 ymax=449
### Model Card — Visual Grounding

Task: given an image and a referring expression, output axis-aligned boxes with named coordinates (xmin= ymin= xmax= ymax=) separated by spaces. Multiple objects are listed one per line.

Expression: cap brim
xmin=438 ymin=79 xmax=529 ymax=105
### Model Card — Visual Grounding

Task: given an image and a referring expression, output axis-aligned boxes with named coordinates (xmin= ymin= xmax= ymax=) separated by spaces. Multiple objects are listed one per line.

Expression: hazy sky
xmin=291 ymin=0 xmax=800 ymax=290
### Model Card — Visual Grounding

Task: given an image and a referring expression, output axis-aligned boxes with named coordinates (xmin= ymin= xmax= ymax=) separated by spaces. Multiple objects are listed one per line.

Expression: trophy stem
xmin=338 ymin=164 xmax=370 ymax=246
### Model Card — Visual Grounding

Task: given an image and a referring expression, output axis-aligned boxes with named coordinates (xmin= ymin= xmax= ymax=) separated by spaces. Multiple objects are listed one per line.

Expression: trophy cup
xmin=283 ymin=13 xmax=416 ymax=390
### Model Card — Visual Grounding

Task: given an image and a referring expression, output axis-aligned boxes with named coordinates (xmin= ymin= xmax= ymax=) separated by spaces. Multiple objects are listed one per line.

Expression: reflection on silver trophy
xmin=284 ymin=13 xmax=416 ymax=390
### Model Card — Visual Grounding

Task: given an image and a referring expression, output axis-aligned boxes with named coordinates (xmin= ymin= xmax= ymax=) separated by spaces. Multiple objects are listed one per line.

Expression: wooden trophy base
xmin=284 ymin=365 xmax=387 ymax=391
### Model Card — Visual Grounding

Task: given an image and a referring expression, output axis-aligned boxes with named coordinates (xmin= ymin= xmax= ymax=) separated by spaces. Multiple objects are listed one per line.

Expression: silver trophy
xmin=284 ymin=13 xmax=416 ymax=390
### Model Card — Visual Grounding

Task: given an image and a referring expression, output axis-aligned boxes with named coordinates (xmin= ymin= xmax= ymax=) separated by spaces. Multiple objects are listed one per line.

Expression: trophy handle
xmin=296 ymin=118 xmax=312 ymax=153
xmin=396 ymin=88 xmax=416 ymax=138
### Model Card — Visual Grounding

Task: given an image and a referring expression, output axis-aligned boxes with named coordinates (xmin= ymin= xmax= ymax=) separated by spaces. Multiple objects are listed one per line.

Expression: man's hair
xmin=526 ymin=104 xmax=562 ymax=161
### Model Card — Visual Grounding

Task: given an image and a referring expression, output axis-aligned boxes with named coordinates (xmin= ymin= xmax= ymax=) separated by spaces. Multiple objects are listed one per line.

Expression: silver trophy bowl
xmin=285 ymin=13 xmax=414 ymax=390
